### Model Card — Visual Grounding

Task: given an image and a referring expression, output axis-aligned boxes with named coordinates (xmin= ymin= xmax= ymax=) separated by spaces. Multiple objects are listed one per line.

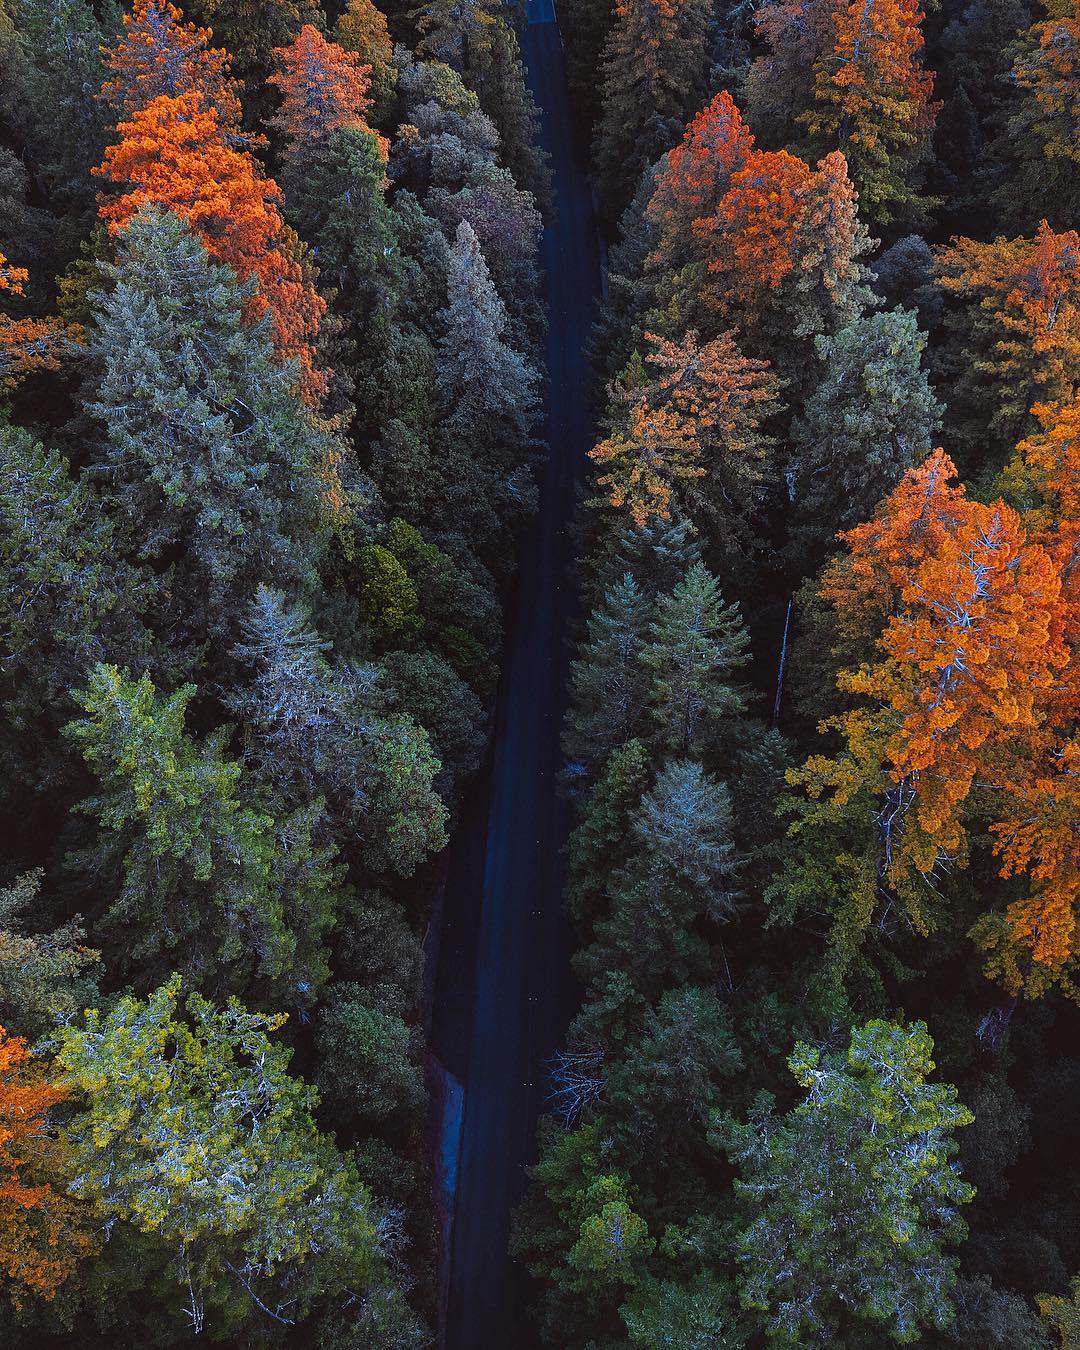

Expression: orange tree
xmin=0 ymin=1026 xmax=92 ymax=1303
xmin=94 ymin=91 xmax=326 ymax=403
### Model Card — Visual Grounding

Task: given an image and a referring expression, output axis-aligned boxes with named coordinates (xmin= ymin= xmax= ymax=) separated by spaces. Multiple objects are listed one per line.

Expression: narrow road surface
xmin=431 ymin=6 xmax=600 ymax=1344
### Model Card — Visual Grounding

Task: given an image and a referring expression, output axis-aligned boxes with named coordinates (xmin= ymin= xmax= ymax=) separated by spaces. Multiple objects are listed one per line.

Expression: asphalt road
xmin=433 ymin=8 xmax=601 ymax=1345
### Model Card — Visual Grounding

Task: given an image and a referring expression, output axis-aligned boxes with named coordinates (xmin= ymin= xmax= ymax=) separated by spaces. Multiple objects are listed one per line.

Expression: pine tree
xmin=101 ymin=0 xmax=244 ymax=129
xmin=335 ymin=0 xmax=395 ymax=119
xmin=991 ymin=2 xmax=1080 ymax=232
xmin=230 ymin=586 xmax=448 ymax=875
xmin=65 ymin=664 xmax=342 ymax=1000
xmin=801 ymin=0 xmax=939 ymax=224
xmin=55 ymin=974 xmax=385 ymax=1335
xmin=789 ymin=306 xmax=942 ymax=563
xmin=640 ymin=563 xmax=750 ymax=755
xmin=95 ymin=91 xmax=327 ymax=402
xmin=435 ymin=219 xmax=538 ymax=458
xmin=936 ymin=220 xmax=1080 ymax=467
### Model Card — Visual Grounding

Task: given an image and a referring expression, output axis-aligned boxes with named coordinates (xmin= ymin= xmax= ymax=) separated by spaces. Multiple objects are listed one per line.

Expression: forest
xmin=0 ymin=0 xmax=1076 ymax=1339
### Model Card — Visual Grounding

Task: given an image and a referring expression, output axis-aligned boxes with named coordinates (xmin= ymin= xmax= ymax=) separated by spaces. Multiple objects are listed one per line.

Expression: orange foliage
xmin=0 ymin=1027 xmax=90 ymax=1302
xmin=816 ymin=451 xmax=1077 ymax=990
xmin=101 ymin=0 xmax=246 ymax=133
xmin=0 ymin=252 xmax=62 ymax=391
xmin=95 ymin=91 xmax=326 ymax=403
xmin=646 ymin=92 xmax=755 ymax=269
xmin=590 ymin=328 xmax=780 ymax=525
xmin=937 ymin=221 xmax=1080 ymax=423
xmin=270 ymin=24 xmax=386 ymax=159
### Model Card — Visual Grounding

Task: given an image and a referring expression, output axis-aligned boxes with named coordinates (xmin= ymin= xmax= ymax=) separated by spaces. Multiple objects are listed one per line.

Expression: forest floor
xmin=429 ymin=5 xmax=602 ymax=1344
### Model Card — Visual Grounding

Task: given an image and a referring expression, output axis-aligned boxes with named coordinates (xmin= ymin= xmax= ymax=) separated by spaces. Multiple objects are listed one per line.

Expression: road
xmin=430 ymin=4 xmax=601 ymax=1344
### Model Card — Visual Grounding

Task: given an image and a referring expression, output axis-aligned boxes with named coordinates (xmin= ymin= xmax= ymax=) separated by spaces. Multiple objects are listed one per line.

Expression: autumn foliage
xmin=95 ymin=91 xmax=326 ymax=402
xmin=0 ymin=254 xmax=62 ymax=391
xmin=101 ymin=0 xmax=246 ymax=131
xmin=270 ymin=24 xmax=386 ymax=160
xmin=0 ymin=1027 xmax=91 ymax=1303
xmin=799 ymin=450 xmax=1076 ymax=992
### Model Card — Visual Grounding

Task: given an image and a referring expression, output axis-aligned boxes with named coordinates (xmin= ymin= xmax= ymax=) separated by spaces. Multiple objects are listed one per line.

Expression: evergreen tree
xmin=788 ymin=306 xmax=942 ymax=563
xmin=436 ymin=218 xmax=538 ymax=457
xmin=86 ymin=208 xmax=332 ymax=661
xmin=65 ymin=665 xmax=341 ymax=1001
xmin=335 ymin=0 xmax=396 ymax=120
xmin=563 ymin=573 xmax=652 ymax=778
xmin=55 ymin=974 xmax=394 ymax=1337
xmin=641 ymin=563 xmax=750 ymax=755
xmin=592 ymin=0 xmax=712 ymax=212
xmin=727 ymin=1021 xmax=974 ymax=1345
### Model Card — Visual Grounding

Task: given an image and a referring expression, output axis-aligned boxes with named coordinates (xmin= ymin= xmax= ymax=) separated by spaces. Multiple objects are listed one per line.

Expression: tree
xmin=95 ymin=91 xmax=327 ymax=402
xmin=788 ymin=306 xmax=942 ymax=562
xmin=435 ymin=219 xmax=538 ymax=456
xmin=86 ymin=207 xmax=332 ymax=656
xmin=0 ymin=424 xmax=151 ymax=804
xmin=728 ymin=1021 xmax=974 ymax=1345
xmin=269 ymin=24 xmax=386 ymax=175
xmin=991 ymin=4 xmax=1080 ymax=231
xmin=0 ymin=253 xmax=61 ymax=390
xmin=0 ymin=1026 xmax=92 ymax=1304
xmin=592 ymin=0 xmax=712 ymax=210
xmin=100 ymin=0 xmax=245 ymax=129
xmin=563 ymin=574 xmax=652 ymax=777
xmin=801 ymin=0 xmax=938 ymax=224
xmin=191 ymin=0 xmax=315 ymax=89
xmin=316 ymin=986 xmax=425 ymax=1126
xmin=641 ymin=563 xmax=750 ymax=754
xmin=55 ymin=975 xmax=383 ymax=1334
xmin=790 ymin=452 xmax=1073 ymax=983
xmin=0 ymin=871 xmax=101 ymax=1044
xmin=229 ymin=586 xmax=448 ymax=875
xmin=936 ymin=221 xmax=1080 ymax=466
xmin=594 ymin=329 xmax=782 ymax=551
xmin=1039 ymin=1275 xmax=1080 ymax=1347
xmin=65 ymin=664 xmax=342 ymax=1000
xmin=335 ymin=0 xmax=395 ymax=118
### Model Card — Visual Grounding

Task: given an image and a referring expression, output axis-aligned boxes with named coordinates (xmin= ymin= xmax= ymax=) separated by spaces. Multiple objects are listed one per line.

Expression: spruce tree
xmin=640 ymin=563 xmax=750 ymax=756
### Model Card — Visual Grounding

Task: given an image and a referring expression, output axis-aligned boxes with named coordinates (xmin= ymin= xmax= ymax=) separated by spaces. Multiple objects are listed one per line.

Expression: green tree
xmin=65 ymin=664 xmax=340 ymax=1000
xmin=230 ymin=586 xmax=448 ymax=874
xmin=55 ymin=974 xmax=387 ymax=1335
xmin=435 ymin=218 xmax=538 ymax=457
xmin=335 ymin=0 xmax=395 ymax=119
xmin=727 ymin=1020 xmax=974 ymax=1345
xmin=86 ymin=208 xmax=332 ymax=664
xmin=0 ymin=424 xmax=151 ymax=803
xmin=641 ymin=563 xmax=749 ymax=755
xmin=788 ymin=307 xmax=942 ymax=564
xmin=563 ymin=573 xmax=652 ymax=779
xmin=592 ymin=0 xmax=712 ymax=212
xmin=316 ymin=984 xmax=425 ymax=1126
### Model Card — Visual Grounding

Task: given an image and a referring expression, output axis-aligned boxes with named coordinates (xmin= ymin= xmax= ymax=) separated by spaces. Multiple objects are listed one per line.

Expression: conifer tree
xmin=563 ymin=573 xmax=652 ymax=777
xmin=728 ymin=1021 xmax=973 ymax=1345
xmin=788 ymin=306 xmax=942 ymax=562
xmin=335 ymin=0 xmax=395 ymax=119
xmin=55 ymin=975 xmax=389 ymax=1335
xmin=937 ymin=220 xmax=1080 ymax=466
xmin=640 ymin=563 xmax=750 ymax=755
xmin=86 ymin=208 xmax=332 ymax=656
xmin=65 ymin=664 xmax=342 ymax=1001
xmin=592 ymin=0 xmax=712 ymax=210
xmin=435 ymin=219 xmax=538 ymax=457
xmin=991 ymin=2 xmax=1080 ymax=231
xmin=95 ymin=91 xmax=327 ymax=401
